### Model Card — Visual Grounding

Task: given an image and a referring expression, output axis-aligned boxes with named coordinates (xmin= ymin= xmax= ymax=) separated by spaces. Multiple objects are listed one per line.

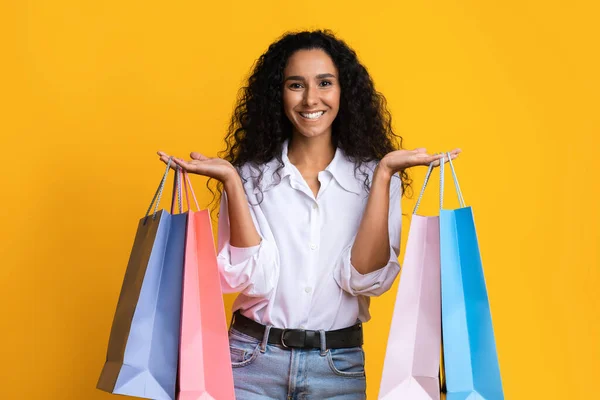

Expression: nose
xmin=303 ymin=84 xmax=319 ymax=107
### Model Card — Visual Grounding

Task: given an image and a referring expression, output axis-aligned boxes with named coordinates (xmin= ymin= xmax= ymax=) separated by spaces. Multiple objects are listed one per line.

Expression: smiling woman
xmin=206 ymin=30 xmax=427 ymax=201
xmin=283 ymin=52 xmax=341 ymax=139
xmin=158 ymin=29 xmax=459 ymax=399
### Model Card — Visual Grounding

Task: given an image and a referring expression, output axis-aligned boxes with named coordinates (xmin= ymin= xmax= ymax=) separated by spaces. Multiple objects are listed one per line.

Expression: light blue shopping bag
xmin=97 ymin=161 xmax=187 ymax=400
xmin=439 ymin=154 xmax=504 ymax=399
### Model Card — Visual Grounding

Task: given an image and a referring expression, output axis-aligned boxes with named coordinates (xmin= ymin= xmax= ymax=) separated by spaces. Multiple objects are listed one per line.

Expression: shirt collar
xmin=256 ymin=140 xmax=364 ymax=195
xmin=322 ymin=143 xmax=364 ymax=195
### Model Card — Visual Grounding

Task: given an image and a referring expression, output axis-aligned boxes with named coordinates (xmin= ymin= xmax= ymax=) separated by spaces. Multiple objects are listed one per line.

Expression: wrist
xmin=374 ymin=163 xmax=394 ymax=183
xmin=223 ymin=171 xmax=243 ymax=193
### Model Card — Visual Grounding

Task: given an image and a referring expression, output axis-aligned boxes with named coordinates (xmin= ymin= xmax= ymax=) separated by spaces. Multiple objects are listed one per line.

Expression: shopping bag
xmin=97 ymin=161 xmax=187 ymax=400
xmin=177 ymin=172 xmax=235 ymax=400
xmin=439 ymin=154 xmax=504 ymax=399
xmin=379 ymin=162 xmax=441 ymax=400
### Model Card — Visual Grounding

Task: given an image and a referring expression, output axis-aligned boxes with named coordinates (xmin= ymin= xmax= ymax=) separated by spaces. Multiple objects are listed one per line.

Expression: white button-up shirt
xmin=217 ymin=140 xmax=402 ymax=330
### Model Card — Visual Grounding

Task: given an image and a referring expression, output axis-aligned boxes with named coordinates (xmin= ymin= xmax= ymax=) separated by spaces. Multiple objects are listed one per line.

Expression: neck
xmin=287 ymin=132 xmax=336 ymax=171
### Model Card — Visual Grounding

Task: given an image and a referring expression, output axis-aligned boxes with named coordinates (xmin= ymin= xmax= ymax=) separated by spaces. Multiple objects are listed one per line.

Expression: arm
xmin=351 ymin=147 xmax=462 ymax=273
xmin=156 ymin=151 xmax=279 ymax=297
xmin=333 ymin=168 xmax=402 ymax=297
xmin=223 ymin=174 xmax=261 ymax=248
xmin=351 ymin=165 xmax=395 ymax=274
xmin=216 ymin=173 xmax=280 ymax=297
xmin=336 ymin=148 xmax=462 ymax=296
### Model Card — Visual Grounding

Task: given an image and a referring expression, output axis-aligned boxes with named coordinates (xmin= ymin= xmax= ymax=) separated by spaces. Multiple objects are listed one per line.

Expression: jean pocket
xmin=229 ymin=330 xmax=261 ymax=368
xmin=326 ymin=347 xmax=366 ymax=377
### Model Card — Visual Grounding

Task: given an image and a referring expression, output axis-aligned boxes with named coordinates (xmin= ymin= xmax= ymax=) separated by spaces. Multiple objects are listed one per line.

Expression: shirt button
xmin=304 ymin=287 xmax=312 ymax=294
xmin=312 ymin=203 xmax=318 ymax=210
xmin=299 ymin=325 xmax=306 ymax=329
xmin=309 ymin=243 xmax=317 ymax=250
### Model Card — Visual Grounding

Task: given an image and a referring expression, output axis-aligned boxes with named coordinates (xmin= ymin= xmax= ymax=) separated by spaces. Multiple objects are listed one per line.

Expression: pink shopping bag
xmin=177 ymin=172 xmax=235 ymax=400
xmin=379 ymin=162 xmax=441 ymax=400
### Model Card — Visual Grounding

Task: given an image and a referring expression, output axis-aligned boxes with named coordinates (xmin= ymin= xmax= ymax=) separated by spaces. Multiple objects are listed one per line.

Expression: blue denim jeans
xmin=229 ymin=325 xmax=367 ymax=399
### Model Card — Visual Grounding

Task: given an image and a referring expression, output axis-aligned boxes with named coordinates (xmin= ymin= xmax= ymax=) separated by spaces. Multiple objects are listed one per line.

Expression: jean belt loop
xmin=260 ymin=324 xmax=272 ymax=353
xmin=319 ymin=330 xmax=327 ymax=356
xmin=229 ymin=311 xmax=236 ymax=330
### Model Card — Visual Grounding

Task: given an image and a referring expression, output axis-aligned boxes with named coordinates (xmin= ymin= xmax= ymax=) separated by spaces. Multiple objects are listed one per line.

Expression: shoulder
xmin=236 ymin=162 xmax=262 ymax=183
xmin=355 ymin=160 xmax=403 ymax=193
xmin=236 ymin=158 xmax=285 ymax=194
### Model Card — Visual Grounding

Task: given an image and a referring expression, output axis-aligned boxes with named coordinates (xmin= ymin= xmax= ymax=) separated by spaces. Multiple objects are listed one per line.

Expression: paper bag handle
xmin=144 ymin=157 xmax=173 ymax=221
xmin=170 ymin=167 xmax=184 ymax=215
xmin=144 ymin=158 xmax=184 ymax=222
xmin=440 ymin=152 xmax=465 ymax=209
xmin=412 ymin=152 xmax=466 ymax=215
xmin=412 ymin=160 xmax=436 ymax=214
xmin=182 ymin=171 xmax=200 ymax=211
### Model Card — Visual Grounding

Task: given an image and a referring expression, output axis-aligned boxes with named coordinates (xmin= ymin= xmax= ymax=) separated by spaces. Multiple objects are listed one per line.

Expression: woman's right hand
xmin=157 ymin=151 xmax=239 ymax=183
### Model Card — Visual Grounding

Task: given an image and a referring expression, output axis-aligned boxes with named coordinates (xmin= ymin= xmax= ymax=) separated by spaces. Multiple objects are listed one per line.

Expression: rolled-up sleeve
xmin=216 ymin=190 xmax=280 ymax=297
xmin=334 ymin=175 xmax=402 ymax=297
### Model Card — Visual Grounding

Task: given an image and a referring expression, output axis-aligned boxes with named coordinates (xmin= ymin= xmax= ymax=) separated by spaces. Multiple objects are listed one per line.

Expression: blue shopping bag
xmin=439 ymin=154 xmax=504 ymax=399
xmin=97 ymin=161 xmax=187 ymax=400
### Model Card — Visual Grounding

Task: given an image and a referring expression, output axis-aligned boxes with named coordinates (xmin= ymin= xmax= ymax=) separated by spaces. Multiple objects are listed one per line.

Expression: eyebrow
xmin=284 ymin=73 xmax=337 ymax=82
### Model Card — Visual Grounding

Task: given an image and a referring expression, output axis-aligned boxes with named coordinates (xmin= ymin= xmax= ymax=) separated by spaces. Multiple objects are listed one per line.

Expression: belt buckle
xmin=281 ymin=329 xmax=290 ymax=348
xmin=281 ymin=328 xmax=309 ymax=349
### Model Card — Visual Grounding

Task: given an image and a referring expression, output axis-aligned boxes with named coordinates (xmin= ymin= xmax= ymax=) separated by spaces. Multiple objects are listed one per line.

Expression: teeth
xmin=300 ymin=111 xmax=324 ymax=119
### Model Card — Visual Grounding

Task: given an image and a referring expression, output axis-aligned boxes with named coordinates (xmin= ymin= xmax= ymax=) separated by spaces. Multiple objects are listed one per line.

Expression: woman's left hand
xmin=378 ymin=148 xmax=462 ymax=177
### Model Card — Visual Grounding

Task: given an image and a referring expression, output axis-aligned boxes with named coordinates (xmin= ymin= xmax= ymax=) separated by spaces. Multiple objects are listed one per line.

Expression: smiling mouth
xmin=299 ymin=111 xmax=325 ymax=120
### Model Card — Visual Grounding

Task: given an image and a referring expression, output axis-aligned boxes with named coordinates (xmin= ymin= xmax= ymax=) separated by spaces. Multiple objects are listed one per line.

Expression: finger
xmin=158 ymin=155 xmax=179 ymax=170
xmin=433 ymin=154 xmax=445 ymax=165
xmin=172 ymin=157 xmax=200 ymax=173
xmin=171 ymin=157 xmax=189 ymax=169
xmin=431 ymin=154 xmax=446 ymax=167
xmin=439 ymin=153 xmax=456 ymax=162
xmin=446 ymin=149 xmax=461 ymax=161
xmin=434 ymin=150 xmax=459 ymax=164
xmin=412 ymin=154 xmax=436 ymax=165
xmin=413 ymin=148 xmax=427 ymax=153
xmin=446 ymin=149 xmax=461 ymax=157
xmin=158 ymin=152 xmax=170 ymax=163
xmin=190 ymin=152 xmax=209 ymax=161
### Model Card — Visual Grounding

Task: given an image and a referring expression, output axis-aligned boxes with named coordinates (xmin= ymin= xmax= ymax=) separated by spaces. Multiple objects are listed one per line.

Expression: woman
xmin=159 ymin=30 xmax=460 ymax=399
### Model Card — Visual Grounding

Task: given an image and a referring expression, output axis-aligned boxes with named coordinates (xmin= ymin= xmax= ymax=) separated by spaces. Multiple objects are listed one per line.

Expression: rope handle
xmin=144 ymin=157 xmax=173 ymax=222
xmin=413 ymin=152 xmax=466 ymax=215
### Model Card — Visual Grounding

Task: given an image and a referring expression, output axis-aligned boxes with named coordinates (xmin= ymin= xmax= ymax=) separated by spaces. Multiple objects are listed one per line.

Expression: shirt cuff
xmin=229 ymin=241 xmax=262 ymax=265
xmin=349 ymin=262 xmax=387 ymax=291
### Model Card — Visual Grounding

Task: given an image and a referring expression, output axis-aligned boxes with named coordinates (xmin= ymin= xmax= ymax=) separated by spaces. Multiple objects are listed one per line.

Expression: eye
xmin=288 ymin=83 xmax=303 ymax=89
xmin=319 ymin=80 xmax=333 ymax=87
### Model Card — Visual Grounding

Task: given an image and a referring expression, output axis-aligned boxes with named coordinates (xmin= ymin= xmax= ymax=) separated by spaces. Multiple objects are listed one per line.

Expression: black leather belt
xmin=230 ymin=310 xmax=363 ymax=350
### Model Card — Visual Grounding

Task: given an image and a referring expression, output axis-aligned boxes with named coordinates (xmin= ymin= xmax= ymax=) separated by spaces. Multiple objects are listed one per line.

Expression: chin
xmin=293 ymin=128 xmax=331 ymax=139
xmin=291 ymin=120 xmax=335 ymax=139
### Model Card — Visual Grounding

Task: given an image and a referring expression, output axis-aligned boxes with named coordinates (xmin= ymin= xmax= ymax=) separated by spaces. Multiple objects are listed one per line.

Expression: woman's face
xmin=282 ymin=49 xmax=341 ymax=140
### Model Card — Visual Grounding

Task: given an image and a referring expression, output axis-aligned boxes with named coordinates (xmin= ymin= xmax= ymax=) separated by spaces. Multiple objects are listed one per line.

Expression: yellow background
xmin=1 ymin=0 xmax=598 ymax=399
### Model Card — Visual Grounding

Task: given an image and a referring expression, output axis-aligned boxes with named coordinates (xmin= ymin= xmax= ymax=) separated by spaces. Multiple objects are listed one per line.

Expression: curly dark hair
xmin=209 ymin=29 xmax=410 ymax=207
